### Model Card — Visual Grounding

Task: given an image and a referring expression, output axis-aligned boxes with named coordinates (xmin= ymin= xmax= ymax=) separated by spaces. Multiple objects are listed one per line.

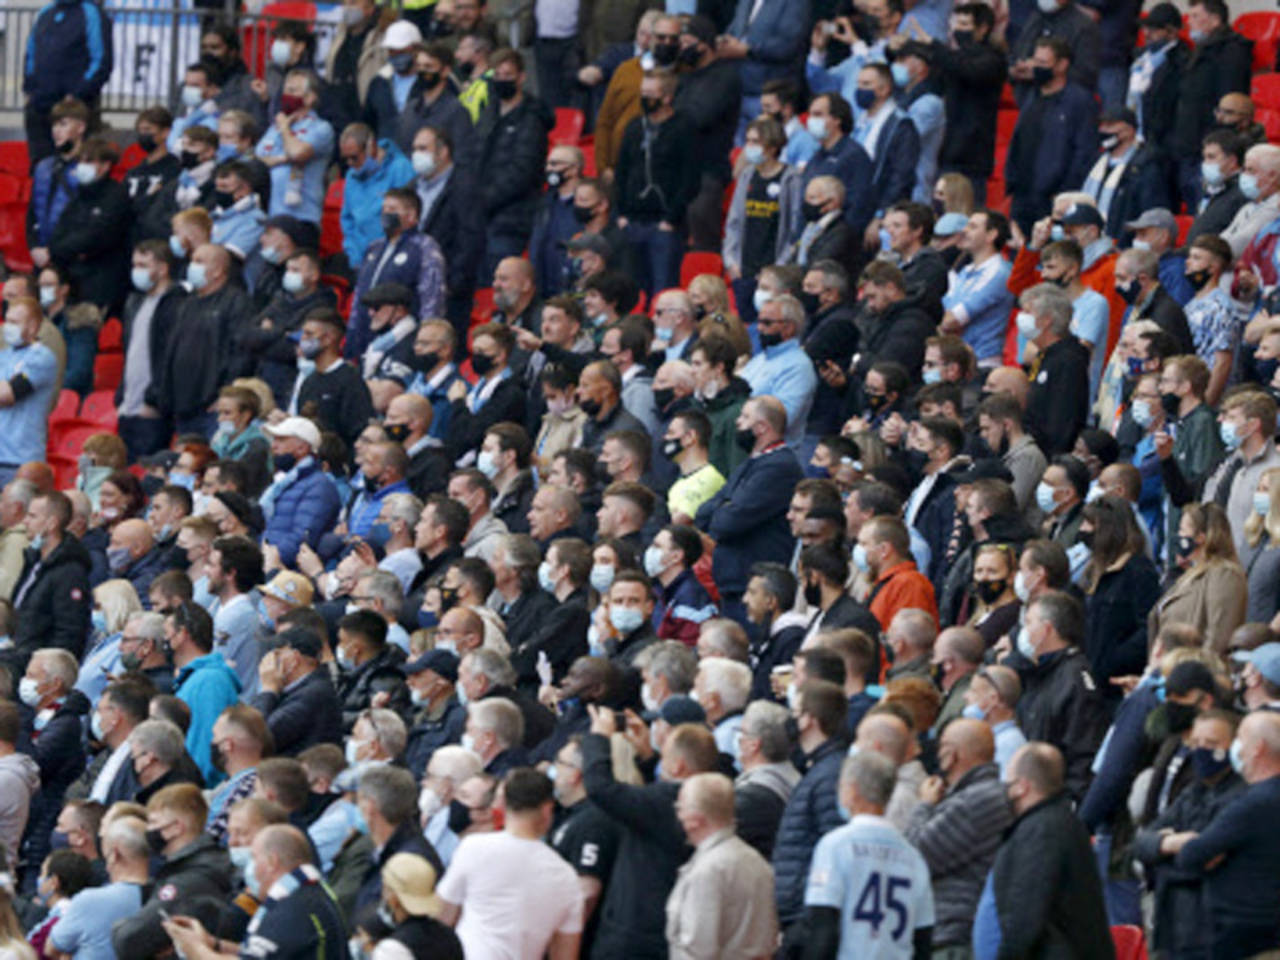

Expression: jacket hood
xmin=0 ymin=751 xmax=40 ymax=793
xmin=738 ymin=760 xmax=801 ymax=801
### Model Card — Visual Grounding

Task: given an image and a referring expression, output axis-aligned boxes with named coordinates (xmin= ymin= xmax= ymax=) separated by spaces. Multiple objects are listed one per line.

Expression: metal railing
xmin=0 ymin=2 xmax=347 ymax=115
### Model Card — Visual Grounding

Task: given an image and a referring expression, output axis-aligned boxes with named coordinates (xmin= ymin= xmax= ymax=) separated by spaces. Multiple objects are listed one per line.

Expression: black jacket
xmin=901 ymin=246 xmax=949 ymax=322
xmin=250 ymin=668 xmax=344 ymax=756
xmin=867 ymin=109 xmax=921 ymax=213
xmin=932 ymin=37 xmax=1005 ymax=180
xmin=673 ymin=59 xmax=742 ymax=183
xmin=137 ymin=175 xmax=215 ymax=242
xmin=1134 ymin=40 xmax=1190 ymax=157
xmin=1014 ymin=646 xmax=1108 ymax=801
xmin=296 ymin=360 xmax=375 ymax=451
xmin=355 ymin=819 xmax=443 ymax=912
xmin=154 ymin=284 xmax=252 ymax=420
xmin=1005 ymin=83 xmax=1099 ymax=217
xmin=11 ymin=536 xmax=92 ymax=667
xmin=1010 ymin=5 xmax=1101 ymax=94
xmin=987 ymin=792 xmax=1116 ymax=959
xmin=507 ymin=587 xmax=587 ymax=690
xmin=492 ymin=468 xmax=536 ymax=535
xmin=242 ymin=286 xmax=338 ymax=406
xmin=474 ymin=94 xmax=554 ymax=239
xmin=420 ymin=165 xmax=485 ymax=297
xmin=1097 ymin=142 xmax=1172 ymax=239
xmin=404 ymin=697 xmax=466 ymax=779
xmin=1083 ymin=553 xmax=1161 ymax=696
xmin=804 ymin=302 xmax=860 ymax=436
xmin=482 ymin=684 xmax=556 ymax=751
xmin=48 ymin=175 xmax=131 ymax=312
xmin=772 ymin=738 xmax=847 ymax=925
xmin=111 ymin=835 xmax=233 ymax=959
xmin=851 ymin=298 xmax=934 ymax=383
xmin=406 ymin=441 xmax=451 ymax=499
xmin=1132 ymin=285 xmax=1194 ymax=355
xmin=337 ymin=645 xmax=408 ymax=731
xmin=795 ymin=215 xmax=853 ymax=269
xmin=1172 ymin=26 xmax=1254 ymax=158
xmin=581 ymin=731 xmax=689 ymax=960
xmin=115 ymin=284 xmax=186 ymax=409
xmin=22 ymin=690 xmax=90 ymax=872
xmin=1026 ymin=335 xmax=1090 ymax=456
xmin=615 ymin=111 xmax=699 ymax=226
xmin=445 ymin=376 xmax=527 ymax=462
xmin=1186 ymin=176 xmax=1248 ymax=246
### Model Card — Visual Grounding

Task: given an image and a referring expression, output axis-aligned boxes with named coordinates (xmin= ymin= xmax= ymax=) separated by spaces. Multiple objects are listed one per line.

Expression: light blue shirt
xmin=309 ymin=797 xmax=362 ymax=873
xmin=75 ymin=632 xmax=122 ymax=704
xmin=211 ymin=592 xmax=261 ymax=698
xmin=904 ymin=91 xmax=945 ymax=203
xmin=943 ymin=254 xmax=1014 ymax=364
xmin=391 ymin=71 xmax=416 ymax=111
xmin=806 ymin=42 xmax=888 ymax=118
xmin=0 ymin=340 xmax=57 ymax=465
xmin=1070 ymin=288 xmax=1111 ymax=404
xmin=168 ymin=102 xmax=220 ymax=152
xmin=425 ymin=804 xmax=460 ymax=867
xmin=256 ymin=111 xmax=335 ymax=224
xmin=783 ymin=117 xmax=820 ymax=168
xmin=741 ymin=338 xmax=818 ymax=448
xmin=991 ymin=719 xmax=1026 ymax=776
xmin=210 ymin=196 xmax=266 ymax=260
xmin=49 ymin=880 xmax=144 ymax=960
xmin=387 ymin=621 xmax=410 ymax=654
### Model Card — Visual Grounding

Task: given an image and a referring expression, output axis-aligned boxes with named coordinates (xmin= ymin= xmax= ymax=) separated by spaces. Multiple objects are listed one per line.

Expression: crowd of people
xmin=3 ymin=0 xmax=1280 ymax=957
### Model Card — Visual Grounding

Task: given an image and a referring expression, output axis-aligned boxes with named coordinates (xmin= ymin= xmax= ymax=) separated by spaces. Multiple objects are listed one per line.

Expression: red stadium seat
xmin=320 ymin=178 xmax=345 ymax=259
xmin=1236 ymin=12 xmax=1280 ymax=72
xmin=242 ymin=4 xmax=317 ymax=79
xmin=321 ymin=273 xmax=352 ymax=317
xmin=262 ymin=1 xmax=316 ymax=20
xmin=93 ymin=353 xmax=124 ymax=393
xmin=680 ymin=252 xmax=723 ymax=288
xmin=0 ymin=171 xmax=31 ymax=272
xmin=1111 ymin=925 xmax=1148 ymax=960
xmin=50 ymin=389 xmax=80 ymax=423
xmin=47 ymin=454 xmax=78 ymax=491
xmin=0 ymin=142 xmax=29 ymax=177
xmin=79 ymin=390 xmax=118 ymax=430
xmin=1259 ymin=107 xmax=1280 ymax=141
xmin=98 ymin=317 xmax=123 ymax=353
xmin=996 ymin=110 xmax=1018 ymax=147
xmin=471 ymin=287 xmax=495 ymax=327
xmin=1252 ymin=72 xmax=1280 ymax=112
xmin=550 ymin=108 xmax=585 ymax=146
xmin=49 ymin=423 xmax=102 ymax=461
xmin=998 ymin=82 xmax=1016 ymax=110
xmin=1175 ymin=214 xmax=1193 ymax=246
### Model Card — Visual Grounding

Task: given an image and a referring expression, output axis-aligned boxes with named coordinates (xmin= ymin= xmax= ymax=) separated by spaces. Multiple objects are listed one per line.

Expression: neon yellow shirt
xmin=668 ymin=462 xmax=726 ymax=520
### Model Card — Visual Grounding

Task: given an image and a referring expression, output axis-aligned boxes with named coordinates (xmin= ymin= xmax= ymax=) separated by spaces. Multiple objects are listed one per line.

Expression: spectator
xmin=529 ymin=145 xmax=586 ymax=296
xmin=47 ymin=814 xmax=148 ymax=959
xmin=23 ymin=5 xmax=112 ymax=165
xmin=399 ymin=43 xmax=475 ymax=164
xmin=355 ymin=764 xmax=443 ymax=909
xmin=0 ymin=298 xmax=60 ymax=483
xmin=741 ymin=297 xmax=818 ymax=448
xmin=963 ymin=665 xmax=1027 ymax=774
xmin=1021 ymin=283 xmax=1091 ymax=456
xmin=0 ymin=701 xmax=37 ymax=872
xmin=47 ymin=137 xmax=130 ymax=316
xmin=1186 ymin=129 xmax=1248 ymax=246
xmin=1149 ymin=502 xmax=1247 ymax=655
xmin=940 ymin=209 xmax=1014 ymax=366
xmin=339 ymin=124 xmax=414 ymax=267
xmin=1082 ymin=109 xmax=1171 ymax=239
xmin=1008 ymin=0 xmax=1101 ymax=99
xmin=1113 ymin=244 xmax=1193 ymax=353
xmin=259 ymin=416 xmax=342 ymax=567
xmin=138 ymin=126 xmax=219 ymax=242
xmin=13 ymin=490 xmax=92 ymax=667
xmin=363 ymin=20 xmax=426 ymax=139
xmin=255 ymin=68 xmax=334 ymax=225
xmin=204 ymin=703 xmax=270 ymax=844
xmin=372 ymin=851 xmax=465 ymax=958
xmin=168 ymin=600 xmax=241 ymax=783
xmin=443 ymin=324 xmax=527 ymax=460
xmin=855 ymin=62 xmax=921 ymax=217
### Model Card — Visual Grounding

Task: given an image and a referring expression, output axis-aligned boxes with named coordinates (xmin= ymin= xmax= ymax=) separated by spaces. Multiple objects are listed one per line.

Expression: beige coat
xmin=665 ymin=828 xmax=778 ymax=960
xmin=1146 ymin=559 xmax=1248 ymax=655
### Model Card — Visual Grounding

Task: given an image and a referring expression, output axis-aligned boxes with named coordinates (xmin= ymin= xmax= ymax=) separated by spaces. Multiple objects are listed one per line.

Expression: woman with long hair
xmin=1147 ymin=502 xmax=1247 ymax=655
xmin=1242 ymin=467 xmax=1280 ymax=623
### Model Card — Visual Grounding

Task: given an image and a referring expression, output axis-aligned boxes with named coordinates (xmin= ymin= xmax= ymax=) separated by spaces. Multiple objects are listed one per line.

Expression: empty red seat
xmin=681 ymin=252 xmax=724 ymax=289
xmin=1253 ymin=72 xmax=1280 ymax=111
xmin=1175 ymin=214 xmax=1194 ymax=246
xmin=50 ymin=389 xmax=80 ymax=423
xmin=49 ymin=423 xmax=101 ymax=461
xmin=550 ymin=108 xmax=585 ymax=146
xmin=47 ymin=454 xmax=78 ymax=491
xmin=1236 ymin=12 xmax=1280 ymax=72
xmin=320 ymin=178 xmax=345 ymax=259
xmin=1259 ymin=106 xmax=1280 ymax=141
xmin=1111 ymin=925 xmax=1148 ymax=960
xmin=79 ymin=390 xmax=118 ymax=429
xmin=94 ymin=353 xmax=123 ymax=392
xmin=996 ymin=110 xmax=1019 ymax=147
xmin=0 ymin=142 xmax=29 ymax=177
xmin=471 ymin=287 xmax=495 ymax=326
xmin=98 ymin=317 xmax=123 ymax=353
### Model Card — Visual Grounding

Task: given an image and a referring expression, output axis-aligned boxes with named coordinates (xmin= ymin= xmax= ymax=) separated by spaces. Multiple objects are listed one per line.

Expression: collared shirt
xmin=942 ymin=252 xmax=1014 ymax=363
xmin=211 ymin=591 xmax=260 ymax=695
xmin=855 ymin=100 xmax=894 ymax=158
xmin=991 ymin=719 xmax=1027 ymax=776
xmin=120 ymin=291 xmax=162 ymax=416
xmin=256 ymin=111 xmax=336 ymax=224
xmin=740 ymin=338 xmax=818 ymax=446
xmin=89 ymin=740 xmax=132 ymax=803
xmin=414 ymin=166 xmax=454 ymax=223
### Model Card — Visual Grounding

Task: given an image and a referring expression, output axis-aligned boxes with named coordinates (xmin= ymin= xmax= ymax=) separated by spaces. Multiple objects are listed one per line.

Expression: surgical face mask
xmin=419 ymin=784 xmax=444 ymax=821
xmin=73 ymin=162 xmax=98 ymax=185
xmin=38 ymin=285 xmax=56 ymax=308
xmin=181 ymin=84 xmax=204 ymax=108
xmin=1037 ymin=0 xmax=1058 ymax=12
xmin=752 ymin=289 xmax=773 ymax=314
xmin=641 ymin=681 xmax=660 ymax=713
xmin=806 ymin=115 xmax=828 ymax=141
xmin=1016 ymin=625 xmax=1037 ymax=661
xmin=962 ymin=703 xmax=986 ymax=721
xmin=1131 ymin=239 xmax=1151 ymax=252
xmin=589 ymin=563 xmax=614 ymax=594
xmin=107 ymin=546 xmax=132 ymax=575
xmin=1202 ymin=161 xmax=1223 ymax=186
xmin=922 ymin=367 xmax=942 ymax=385
xmin=1013 ymin=570 xmax=1031 ymax=602
xmin=538 ymin=560 xmax=557 ymax=593
xmin=476 ymin=450 xmax=499 ymax=479
xmin=131 ymin=267 xmax=155 ymax=292
xmin=412 ymin=150 xmax=436 ymax=177
xmin=282 ymin=270 xmax=305 ymax=294
xmin=643 ymin=546 xmax=667 ymax=578
xmin=1016 ymin=310 xmax=1039 ymax=338
xmin=271 ymin=39 xmax=293 ymax=68
xmin=90 ymin=709 xmax=106 ymax=740
xmin=1035 ymin=481 xmax=1058 ymax=514
xmin=1220 ymin=420 xmax=1243 ymax=450
xmin=891 ymin=62 xmax=910 ymax=87
xmin=852 ymin=543 xmax=870 ymax=574
xmin=1131 ymin=398 xmax=1154 ymax=428
xmin=18 ymin=677 xmax=42 ymax=707
xmin=1240 ymin=172 xmax=1261 ymax=201
xmin=609 ymin=605 xmax=645 ymax=635
xmin=187 ymin=262 xmax=208 ymax=290
xmin=1256 ymin=490 xmax=1273 ymax=517
xmin=344 ymin=738 xmax=365 ymax=765
xmin=2 ymin=323 xmax=23 ymax=348
xmin=743 ymin=144 xmax=765 ymax=166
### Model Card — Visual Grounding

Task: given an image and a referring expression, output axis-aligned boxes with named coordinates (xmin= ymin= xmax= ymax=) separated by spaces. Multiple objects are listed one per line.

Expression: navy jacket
xmin=250 ymin=668 xmax=344 ymax=756
xmin=804 ymin=135 xmax=876 ymax=238
xmin=404 ymin=698 xmax=466 ymax=779
xmin=1078 ymin=681 xmax=1162 ymax=833
xmin=474 ymin=94 xmax=554 ymax=240
xmin=1005 ymin=82 xmax=1099 ymax=208
xmin=262 ymin=462 xmax=342 ymax=567
xmin=725 ymin=0 xmax=810 ymax=97
xmin=1097 ymin=143 xmax=1172 ymax=240
xmin=695 ymin=444 xmax=802 ymax=597
xmin=23 ymin=0 xmax=113 ymax=110
xmin=772 ymin=737 xmax=846 ymax=925
xmin=867 ymin=109 xmax=920 ymax=214
xmin=22 ymin=690 xmax=90 ymax=879
xmin=420 ymin=167 xmax=485 ymax=298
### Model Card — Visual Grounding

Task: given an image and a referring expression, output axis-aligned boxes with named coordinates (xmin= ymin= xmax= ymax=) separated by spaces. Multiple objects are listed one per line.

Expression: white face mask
xmin=419 ymin=784 xmax=444 ymax=821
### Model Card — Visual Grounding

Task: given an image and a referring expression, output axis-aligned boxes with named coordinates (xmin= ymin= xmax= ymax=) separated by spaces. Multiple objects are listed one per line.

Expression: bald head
xmin=855 ymin=712 xmax=911 ymax=765
xmin=749 ymin=396 xmax=787 ymax=441
xmin=112 ymin=518 xmax=154 ymax=559
xmin=1237 ymin=710 xmax=1280 ymax=783
xmin=984 ymin=366 xmax=1028 ymax=408
xmin=680 ymin=772 xmax=735 ymax=826
xmin=1007 ymin=742 xmax=1064 ymax=813
xmin=941 ymin=717 xmax=995 ymax=768
xmin=387 ymin=393 xmax=432 ymax=435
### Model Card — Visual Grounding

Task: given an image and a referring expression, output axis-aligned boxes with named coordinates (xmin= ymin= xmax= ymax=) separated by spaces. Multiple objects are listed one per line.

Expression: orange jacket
xmin=868 ymin=560 xmax=939 ymax=633
xmin=1002 ymin=246 xmax=1127 ymax=365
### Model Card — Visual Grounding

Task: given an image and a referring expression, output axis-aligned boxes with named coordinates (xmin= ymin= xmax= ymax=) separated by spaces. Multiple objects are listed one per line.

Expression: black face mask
xmin=137 ymin=133 xmax=157 ymax=153
xmin=1160 ymin=391 xmax=1181 ymax=418
xmin=572 ymin=204 xmax=595 ymax=224
xmin=799 ymin=291 xmax=821 ymax=315
xmin=470 ymin=352 xmax=495 ymax=376
xmin=1117 ymin=278 xmax=1141 ymax=304
xmin=439 ymin=586 xmax=459 ymax=611
xmin=759 ymin=331 xmax=783 ymax=349
xmin=180 ymin=150 xmax=203 ymax=169
xmin=210 ymin=743 xmax=227 ymax=773
xmin=1032 ymin=65 xmax=1054 ymax=87
xmin=56 ymin=139 xmax=75 ymax=155
xmin=447 ymin=799 xmax=473 ymax=834
xmin=640 ymin=96 xmax=663 ymax=115
xmin=491 ymin=78 xmax=518 ymax=101
xmin=735 ymin=426 xmax=756 ymax=452
xmin=580 ymin=397 xmax=602 ymax=418
xmin=801 ymin=200 xmax=825 ymax=223
xmin=865 ymin=393 xmax=888 ymax=412
xmin=973 ymin=579 xmax=1005 ymax=605
xmin=1164 ymin=700 xmax=1198 ymax=733
xmin=413 ymin=350 xmax=440 ymax=373
xmin=677 ymin=44 xmax=703 ymax=67
xmin=170 ymin=545 xmax=188 ymax=568
xmin=1176 ymin=535 xmax=1196 ymax=559
xmin=1187 ymin=268 xmax=1213 ymax=290
xmin=456 ymin=60 xmax=475 ymax=80
xmin=653 ymin=387 xmax=674 ymax=410
xmin=385 ymin=423 xmax=410 ymax=443
xmin=692 ymin=302 xmax=707 ymax=321
xmin=381 ymin=211 xmax=402 ymax=236
xmin=953 ymin=28 xmax=974 ymax=45
xmin=145 ymin=827 xmax=168 ymax=854
xmin=418 ymin=70 xmax=442 ymax=89
xmin=661 ymin=437 xmax=682 ymax=459
xmin=1076 ymin=528 xmax=1094 ymax=549
xmin=1257 ymin=356 xmax=1280 ymax=387
xmin=653 ymin=41 xmax=679 ymax=66
xmin=803 ymin=580 xmax=822 ymax=607
xmin=213 ymin=189 xmax=236 ymax=209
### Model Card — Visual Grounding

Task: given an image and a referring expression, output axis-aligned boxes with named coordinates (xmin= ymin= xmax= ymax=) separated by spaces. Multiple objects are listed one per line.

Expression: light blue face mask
xmin=609 ymin=605 xmax=645 ymax=635
xmin=186 ymin=262 xmax=207 ymax=290
xmin=91 ymin=609 xmax=107 ymax=634
xmin=1240 ymin=172 xmax=1261 ymax=201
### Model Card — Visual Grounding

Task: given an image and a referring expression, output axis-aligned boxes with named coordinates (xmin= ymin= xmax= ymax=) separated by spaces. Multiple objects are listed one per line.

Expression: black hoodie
xmin=11 ymin=534 xmax=92 ymax=667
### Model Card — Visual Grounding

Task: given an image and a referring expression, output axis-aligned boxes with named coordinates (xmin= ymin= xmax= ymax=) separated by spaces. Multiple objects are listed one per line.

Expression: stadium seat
xmin=47 ymin=454 xmax=79 ymax=491
xmin=471 ymin=287 xmax=495 ymax=326
xmin=0 ymin=142 xmax=29 ymax=177
xmin=98 ymin=317 xmax=123 ymax=353
xmin=998 ymin=82 xmax=1016 ymax=110
xmin=1252 ymin=72 xmax=1280 ymax=112
xmin=321 ymin=273 xmax=353 ymax=317
xmin=1236 ymin=12 xmax=1280 ymax=72
xmin=93 ymin=353 xmax=124 ymax=393
xmin=996 ymin=110 xmax=1019 ymax=148
xmin=49 ymin=423 xmax=102 ymax=461
xmin=1175 ymin=214 xmax=1193 ymax=246
xmin=79 ymin=390 xmax=118 ymax=430
xmin=1258 ymin=107 xmax=1280 ymax=141
xmin=50 ymin=389 xmax=80 ymax=424
xmin=680 ymin=252 xmax=723 ymax=288
xmin=262 ymin=1 xmax=316 ymax=20
xmin=550 ymin=108 xmax=586 ymax=146
xmin=0 ymin=172 xmax=32 ymax=272
xmin=320 ymin=178 xmax=345 ymax=259
xmin=1111 ymin=925 xmax=1148 ymax=960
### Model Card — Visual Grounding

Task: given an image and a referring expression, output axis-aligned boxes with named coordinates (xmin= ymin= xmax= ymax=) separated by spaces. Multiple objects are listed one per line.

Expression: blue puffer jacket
xmin=27 ymin=156 xmax=77 ymax=249
xmin=262 ymin=462 xmax=341 ymax=566
xmin=772 ymin=737 xmax=846 ymax=925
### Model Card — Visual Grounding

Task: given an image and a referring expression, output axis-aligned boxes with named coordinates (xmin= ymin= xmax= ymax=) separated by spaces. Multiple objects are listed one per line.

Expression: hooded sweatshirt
xmin=0 ymin=750 xmax=41 ymax=867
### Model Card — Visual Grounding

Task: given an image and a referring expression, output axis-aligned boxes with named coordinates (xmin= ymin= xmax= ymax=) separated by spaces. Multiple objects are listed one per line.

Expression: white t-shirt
xmin=437 ymin=830 xmax=584 ymax=960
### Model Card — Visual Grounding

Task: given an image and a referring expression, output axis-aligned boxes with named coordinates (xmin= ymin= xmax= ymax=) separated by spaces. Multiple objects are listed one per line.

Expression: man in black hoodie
xmin=48 ymin=137 xmax=131 ymax=317
xmin=12 ymin=491 xmax=91 ymax=670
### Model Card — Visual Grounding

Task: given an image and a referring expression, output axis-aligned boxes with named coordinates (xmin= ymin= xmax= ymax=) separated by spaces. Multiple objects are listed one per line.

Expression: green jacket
xmin=694 ymin=375 xmax=751 ymax=478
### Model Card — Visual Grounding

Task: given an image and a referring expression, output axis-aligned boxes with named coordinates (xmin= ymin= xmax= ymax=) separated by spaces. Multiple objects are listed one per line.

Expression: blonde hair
xmin=1245 ymin=467 xmax=1280 ymax=549
xmin=82 ymin=433 xmax=127 ymax=470
xmin=230 ymin=377 xmax=276 ymax=416
xmin=0 ymin=885 xmax=34 ymax=960
xmin=93 ymin=578 xmax=143 ymax=634
xmin=850 ymin=429 xmax=889 ymax=470
xmin=935 ymin=173 xmax=974 ymax=215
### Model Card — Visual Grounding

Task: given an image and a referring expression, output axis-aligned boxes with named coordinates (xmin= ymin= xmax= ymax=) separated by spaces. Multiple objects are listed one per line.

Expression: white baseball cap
xmin=263 ymin=416 xmax=321 ymax=451
xmin=383 ymin=20 xmax=423 ymax=49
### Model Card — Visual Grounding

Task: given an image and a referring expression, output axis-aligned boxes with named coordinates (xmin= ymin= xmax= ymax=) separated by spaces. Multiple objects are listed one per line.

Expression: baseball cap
xmin=1123 ymin=207 xmax=1177 ymax=235
xmin=1233 ymin=642 xmax=1280 ymax=686
xmin=1059 ymin=203 xmax=1104 ymax=228
xmin=263 ymin=416 xmax=321 ymax=451
xmin=1143 ymin=2 xmax=1182 ymax=29
xmin=276 ymin=627 xmax=323 ymax=659
xmin=952 ymin=458 xmax=1015 ymax=485
xmin=364 ymin=282 xmax=414 ymax=310
xmin=934 ymin=212 xmax=969 ymax=237
xmin=382 ymin=20 xmax=423 ymax=49
xmin=643 ymin=694 xmax=706 ymax=726
xmin=381 ymin=853 xmax=443 ymax=918
xmin=403 ymin=649 xmax=459 ymax=683
xmin=261 ymin=570 xmax=315 ymax=608
xmin=139 ymin=450 xmax=179 ymax=470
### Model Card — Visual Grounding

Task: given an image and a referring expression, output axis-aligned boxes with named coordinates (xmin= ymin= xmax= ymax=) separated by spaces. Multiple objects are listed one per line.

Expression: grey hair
xmin=637 ymin=640 xmax=697 ymax=693
xmin=3 ymin=479 xmax=36 ymax=508
xmin=840 ymin=750 xmax=897 ymax=807
xmin=773 ymin=294 xmax=807 ymax=338
xmin=130 ymin=719 xmax=185 ymax=766
xmin=468 ymin=697 xmax=524 ymax=749
xmin=126 ymin=610 xmax=167 ymax=641
xmin=361 ymin=570 xmax=405 ymax=614
xmin=1020 ymin=283 xmax=1073 ymax=337
xmin=742 ymin=701 xmax=792 ymax=762
xmin=465 ymin=648 xmax=517 ymax=688
xmin=698 ymin=658 xmax=752 ymax=712
xmin=383 ymin=492 xmax=423 ymax=529
xmin=33 ymin=648 xmax=77 ymax=692
xmin=427 ymin=745 xmax=483 ymax=785
xmin=1117 ymin=246 xmax=1158 ymax=279
xmin=103 ymin=817 xmax=150 ymax=861
xmin=810 ymin=259 xmax=850 ymax=299
xmin=362 ymin=707 xmax=407 ymax=759
xmin=357 ymin=764 xmax=419 ymax=825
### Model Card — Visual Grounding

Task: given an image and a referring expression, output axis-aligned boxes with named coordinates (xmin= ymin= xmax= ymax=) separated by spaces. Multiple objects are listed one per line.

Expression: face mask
xmin=640 ymin=96 xmax=663 ymax=115
xmin=760 ymin=330 xmax=783 ymax=349
xmin=1229 ymin=737 xmax=1246 ymax=774
xmin=643 ymin=546 xmax=668 ymax=578
xmin=653 ymin=41 xmax=679 ymax=65
xmin=1256 ymin=356 xmax=1280 ymax=388
xmin=1117 ymin=278 xmax=1140 ymax=304
xmin=641 ymin=681 xmax=660 ymax=713
xmin=72 ymin=161 xmax=98 ymax=186
xmin=447 ymin=799 xmax=473 ymax=834
xmin=652 ymin=387 xmax=675 ymax=412
xmin=1013 ymin=570 xmax=1031 ymax=602
xmin=1202 ymin=161 xmax=1223 ymax=186
xmin=801 ymin=200 xmax=825 ymax=223
xmin=803 ymin=579 xmax=822 ymax=607
xmin=261 ymin=244 xmax=282 ymax=265
xmin=282 ymin=270 xmax=305 ymax=294
xmin=1240 ymin=172 xmax=1261 ymax=200
xmin=491 ymin=78 xmax=518 ymax=101
xmin=1190 ymin=745 xmax=1231 ymax=780
xmin=440 ymin=586 xmax=459 ymax=611
xmin=890 ymin=62 xmax=911 ymax=87
xmin=1032 ymin=65 xmax=1054 ymax=87
xmin=187 ymin=262 xmax=208 ymax=290
xmin=295 ymin=337 xmax=323 ymax=361
xmin=610 ymin=605 xmax=645 ymax=635
xmin=752 ymin=289 xmax=773 ymax=314
xmin=1131 ymin=398 xmax=1154 ymax=428
xmin=1254 ymin=490 xmax=1271 ymax=516
xmin=1100 ymin=134 xmax=1120 ymax=152
xmin=974 ymin=579 xmax=1005 ymax=605
xmin=678 ymin=44 xmax=702 ymax=66
xmin=411 ymin=148 xmax=437 ymax=179
xmin=1016 ymin=310 xmax=1039 ymax=338
xmin=145 ymin=826 xmax=168 ymax=854
xmin=280 ymin=92 xmax=305 ymax=115
xmin=18 ymin=677 xmax=42 ymax=706
xmin=953 ymin=28 xmax=974 ymax=45
xmin=1160 ymin=391 xmax=1181 ymax=418
xmin=806 ymin=115 xmax=828 ymax=141
xmin=1035 ymin=481 xmax=1058 ymax=514
xmin=419 ymin=784 xmax=444 ymax=821
xmin=962 ymin=703 xmax=986 ymax=721
xmin=2 ymin=324 xmax=23 ymax=348
xmin=538 ymin=560 xmax=557 ymax=593
xmin=1220 ymin=421 xmax=1243 ymax=450
xmin=389 ymin=52 xmax=414 ymax=74
xmin=381 ymin=211 xmax=402 ymax=236
xmin=275 ymin=452 xmax=298 ymax=474
xmin=545 ymin=169 xmax=563 ymax=189
xmin=270 ymin=38 xmax=292 ymax=67
xmin=921 ymin=366 xmax=944 ymax=386
xmin=131 ymin=267 xmax=155 ymax=292
xmin=590 ymin=563 xmax=614 ymax=594
xmin=367 ymin=522 xmax=392 ymax=549
xmin=742 ymin=143 xmax=766 ymax=167
xmin=852 ymin=543 xmax=871 ymax=574
xmin=471 ymin=352 xmax=495 ymax=376
xmin=854 ymin=88 xmax=876 ymax=111
xmin=107 ymin=546 xmax=132 ymax=575
xmin=735 ymin=426 xmax=756 ymax=452
xmin=1016 ymin=625 xmax=1037 ymax=661
xmin=344 ymin=739 xmax=365 ymax=765
xmin=419 ymin=68 xmax=442 ymax=88
xmin=1164 ymin=699 xmax=1199 ymax=733
xmin=180 ymin=84 xmax=204 ymax=109
xmin=1176 ymin=535 xmax=1196 ymax=559
xmin=136 ymin=131 xmax=158 ymax=154
xmin=476 ymin=450 xmax=499 ymax=479
xmin=1186 ymin=268 xmax=1212 ymax=290
xmin=91 ymin=609 xmax=107 ymax=635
